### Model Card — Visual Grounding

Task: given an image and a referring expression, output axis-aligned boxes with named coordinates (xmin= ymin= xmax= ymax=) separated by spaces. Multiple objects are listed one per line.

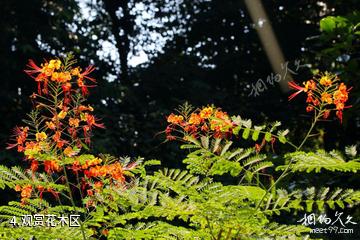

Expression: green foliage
xmin=182 ymin=136 xmax=272 ymax=182
xmin=73 ymin=118 xmax=359 ymax=240
xmin=320 ymin=14 xmax=359 ymax=38
xmin=320 ymin=16 xmax=348 ymax=33
xmin=107 ymin=221 xmax=207 ymax=240
xmin=1 ymin=119 xmax=358 ymax=239
xmin=85 ymin=133 xmax=360 ymax=239
xmin=1 ymin=103 xmax=358 ymax=239
xmin=0 ymin=199 xmax=92 ymax=240
xmin=0 ymin=165 xmax=66 ymax=192
xmin=87 ymin=166 xmax=314 ymax=239
xmin=0 ymin=226 xmax=92 ymax=240
xmin=277 ymin=150 xmax=360 ymax=173
xmin=230 ymin=117 xmax=288 ymax=143
xmin=262 ymin=187 xmax=360 ymax=214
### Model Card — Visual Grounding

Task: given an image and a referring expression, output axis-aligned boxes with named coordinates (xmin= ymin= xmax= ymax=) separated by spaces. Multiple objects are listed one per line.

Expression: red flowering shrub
xmin=7 ymin=55 xmax=137 ymax=205
xmin=1 ymin=58 xmax=356 ymax=239
xmin=166 ymin=72 xmax=352 ymax=153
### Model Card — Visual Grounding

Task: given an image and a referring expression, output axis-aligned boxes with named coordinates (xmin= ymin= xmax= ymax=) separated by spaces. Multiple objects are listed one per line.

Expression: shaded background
xmin=0 ymin=0 xmax=359 ymax=238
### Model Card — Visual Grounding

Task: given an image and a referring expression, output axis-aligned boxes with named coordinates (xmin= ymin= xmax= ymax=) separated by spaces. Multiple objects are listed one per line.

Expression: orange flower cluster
xmin=82 ymin=158 xmax=102 ymax=170
xmin=166 ymin=106 xmax=278 ymax=153
xmin=70 ymin=157 xmax=102 ymax=173
xmin=167 ymin=114 xmax=184 ymax=124
xmin=15 ymin=184 xmax=32 ymax=204
xmin=6 ymin=127 xmax=29 ymax=152
xmin=69 ymin=156 xmax=126 ymax=196
xmin=6 ymin=57 xmax=132 ymax=206
xmin=8 ymin=58 xmax=105 ymax=158
xmin=7 ymin=103 xmax=104 ymax=171
xmin=288 ymin=72 xmax=351 ymax=123
xmin=25 ymin=59 xmax=96 ymax=96
xmin=166 ymin=106 xmax=235 ymax=140
xmin=15 ymin=184 xmax=59 ymax=204
xmin=84 ymin=162 xmax=125 ymax=183
xmin=44 ymin=160 xmax=61 ymax=174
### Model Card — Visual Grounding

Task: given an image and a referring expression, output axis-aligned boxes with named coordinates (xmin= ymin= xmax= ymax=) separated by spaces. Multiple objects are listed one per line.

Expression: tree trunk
xmin=103 ymin=0 xmax=132 ymax=85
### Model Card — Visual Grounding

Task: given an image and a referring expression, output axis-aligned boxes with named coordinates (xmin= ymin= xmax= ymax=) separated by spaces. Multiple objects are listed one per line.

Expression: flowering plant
xmin=166 ymin=72 xmax=352 ymax=155
xmin=157 ymin=73 xmax=359 ymax=239
xmin=288 ymin=72 xmax=351 ymax=123
xmin=165 ymin=103 xmax=292 ymax=155
xmin=0 ymin=53 xmax=360 ymax=239
xmin=3 ymin=55 xmax=142 ymax=238
xmin=0 ymin=57 xmax=357 ymax=239
xmin=166 ymin=105 xmax=234 ymax=140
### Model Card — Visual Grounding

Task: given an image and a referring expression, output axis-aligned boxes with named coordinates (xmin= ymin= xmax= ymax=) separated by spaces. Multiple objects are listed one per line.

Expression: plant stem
xmin=205 ymin=216 xmax=216 ymax=240
xmin=53 ymin=82 xmax=87 ymax=240
xmin=63 ymin=167 xmax=87 ymax=240
xmin=254 ymin=112 xmax=321 ymax=211
xmin=254 ymin=158 xmax=294 ymax=210
xmin=297 ymin=113 xmax=320 ymax=150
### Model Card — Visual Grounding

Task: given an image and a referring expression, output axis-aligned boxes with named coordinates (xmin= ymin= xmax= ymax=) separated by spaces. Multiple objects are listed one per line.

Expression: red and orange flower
xmin=288 ymin=72 xmax=351 ymax=123
xmin=165 ymin=106 xmax=236 ymax=141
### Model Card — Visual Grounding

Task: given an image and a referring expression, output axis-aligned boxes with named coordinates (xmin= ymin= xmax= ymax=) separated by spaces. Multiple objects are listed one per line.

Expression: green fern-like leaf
xmin=277 ymin=150 xmax=360 ymax=173
xmin=262 ymin=187 xmax=360 ymax=214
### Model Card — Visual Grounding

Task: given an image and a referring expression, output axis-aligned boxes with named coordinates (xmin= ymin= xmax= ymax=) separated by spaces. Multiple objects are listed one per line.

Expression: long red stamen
xmin=81 ymin=65 xmax=96 ymax=83
xmin=288 ymin=81 xmax=304 ymax=91
xmin=288 ymin=81 xmax=304 ymax=101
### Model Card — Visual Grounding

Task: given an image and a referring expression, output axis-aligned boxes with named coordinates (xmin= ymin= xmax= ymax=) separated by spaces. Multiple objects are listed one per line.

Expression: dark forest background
xmin=0 ymin=0 xmax=359 ymax=215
